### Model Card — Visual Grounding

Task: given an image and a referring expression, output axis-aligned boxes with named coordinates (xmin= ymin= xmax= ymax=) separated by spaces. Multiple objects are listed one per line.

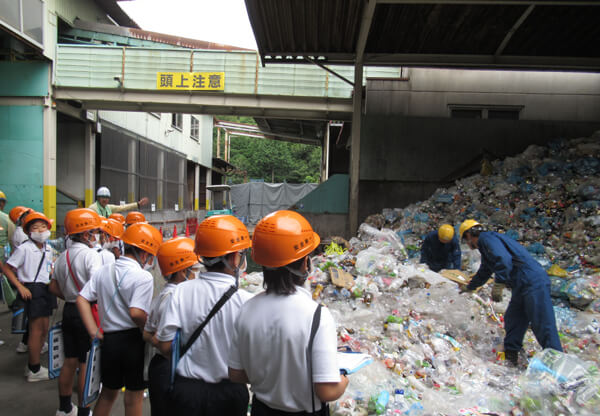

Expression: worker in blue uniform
xmin=459 ymin=219 xmax=562 ymax=366
xmin=420 ymin=224 xmax=461 ymax=272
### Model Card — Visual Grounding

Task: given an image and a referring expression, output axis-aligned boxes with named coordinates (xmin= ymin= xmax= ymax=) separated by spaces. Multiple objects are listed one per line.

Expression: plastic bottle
xmin=312 ymin=284 xmax=323 ymax=300
xmin=392 ymin=389 xmax=409 ymax=414
xmin=375 ymin=390 xmax=390 ymax=415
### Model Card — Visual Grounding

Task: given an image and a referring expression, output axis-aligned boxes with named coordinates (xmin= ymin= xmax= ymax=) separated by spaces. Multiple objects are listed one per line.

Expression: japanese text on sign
xmin=156 ymin=72 xmax=225 ymax=90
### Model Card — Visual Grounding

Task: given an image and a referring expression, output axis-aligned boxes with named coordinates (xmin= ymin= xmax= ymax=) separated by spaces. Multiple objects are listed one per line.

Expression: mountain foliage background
xmin=213 ymin=116 xmax=322 ymax=184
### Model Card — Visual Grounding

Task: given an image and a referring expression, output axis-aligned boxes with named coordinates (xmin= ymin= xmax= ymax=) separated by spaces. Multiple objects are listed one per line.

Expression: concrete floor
xmin=0 ymin=300 xmax=151 ymax=415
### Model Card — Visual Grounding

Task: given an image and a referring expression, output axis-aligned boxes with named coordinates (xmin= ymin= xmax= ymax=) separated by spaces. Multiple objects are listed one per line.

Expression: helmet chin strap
xmin=132 ymin=249 xmax=149 ymax=268
xmin=200 ymin=252 xmax=245 ymax=287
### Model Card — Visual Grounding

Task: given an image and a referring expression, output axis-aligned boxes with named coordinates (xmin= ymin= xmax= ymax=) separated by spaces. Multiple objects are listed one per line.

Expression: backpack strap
xmin=180 ymin=285 xmax=237 ymax=357
xmin=32 ymin=250 xmax=46 ymax=283
xmin=307 ymin=304 xmax=323 ymax=414
xmin=66 ymin=250 xmax=82 ymax=292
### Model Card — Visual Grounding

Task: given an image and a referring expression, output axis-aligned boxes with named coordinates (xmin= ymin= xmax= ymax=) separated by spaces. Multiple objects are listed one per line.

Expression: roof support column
xmin=321 ymin=123 xmax=330 ymax=183
xmin=194 ymin=163 xmax=200 ymax=211
xmin=205 ymin=168 xmax=212 ymax=209
xmin=128 ymin=139 xmax=137 ymax=203
xmin=84 ymin=121 xmax=96 ymax=208
xmin=157 ymin=150 xmax=164 ymax=210
xmin=43 ymin=100 xmax=57 ymax=232
xmin=349 ymin=63 xmax=363 ymax=235
xmin=349 ymin=0 xmax=376 ymax=234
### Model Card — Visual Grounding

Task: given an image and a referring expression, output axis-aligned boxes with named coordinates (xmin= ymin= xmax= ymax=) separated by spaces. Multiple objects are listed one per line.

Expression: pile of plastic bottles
xmin=294 ymin=132 xmax=600 ymax=415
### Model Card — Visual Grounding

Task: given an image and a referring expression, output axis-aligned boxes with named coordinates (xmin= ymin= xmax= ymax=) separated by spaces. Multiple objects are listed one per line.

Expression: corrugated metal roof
xmin=245 ymin=0 xmax=600 ymax=71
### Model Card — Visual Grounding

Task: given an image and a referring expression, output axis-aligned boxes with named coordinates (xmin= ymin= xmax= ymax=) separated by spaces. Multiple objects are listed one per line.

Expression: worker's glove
xmin=491 ymin=282 xmax=505 ymax=303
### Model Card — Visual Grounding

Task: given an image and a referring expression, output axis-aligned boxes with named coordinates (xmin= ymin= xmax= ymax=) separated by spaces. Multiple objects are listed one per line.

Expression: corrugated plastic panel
xmin=56 ymin=46 xmax=122 ymax=88
xmin=193 ymin=51 xmax=256 ymax=95
xmin=124 ymin=48 xmax=191 ymax=89
xmin=56 ymin=45 xmax=403 ymax=98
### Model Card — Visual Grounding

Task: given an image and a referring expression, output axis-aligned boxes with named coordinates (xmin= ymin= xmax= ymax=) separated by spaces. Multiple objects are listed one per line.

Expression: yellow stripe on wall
xmin=43 ymin=185 xmax=56 ymax=232
xmin=85 ymin=188 xmax=94 ymax=208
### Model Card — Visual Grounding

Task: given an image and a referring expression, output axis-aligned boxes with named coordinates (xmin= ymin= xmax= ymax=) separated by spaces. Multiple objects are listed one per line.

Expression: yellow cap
xmin=438 ymin=224 xmax=454 ymax=243
xmin=459 ymin=219 xmax=481 ymax=240
xmin=0 ymin=190 xmax=6 ymax=200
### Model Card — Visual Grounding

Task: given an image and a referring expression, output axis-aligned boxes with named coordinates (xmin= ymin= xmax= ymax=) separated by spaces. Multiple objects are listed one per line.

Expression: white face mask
xmin=31 ymin=230 xmax=51 ymax=243
xmin=103 ymin=241 xmax=118 ymax=250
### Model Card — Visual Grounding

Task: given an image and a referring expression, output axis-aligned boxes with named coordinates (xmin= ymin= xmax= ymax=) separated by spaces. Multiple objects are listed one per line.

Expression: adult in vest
xmin=88 ymin=187 xmax=149 ymax=218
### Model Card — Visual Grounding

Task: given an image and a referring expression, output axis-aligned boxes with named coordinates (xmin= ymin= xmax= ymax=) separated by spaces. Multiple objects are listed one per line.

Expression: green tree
xmin=213 ymin=116 xmax=322 ymax=184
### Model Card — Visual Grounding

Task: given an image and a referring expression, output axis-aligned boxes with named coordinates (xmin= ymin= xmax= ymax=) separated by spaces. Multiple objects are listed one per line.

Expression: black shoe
xmin=505 ymin=350 xmax=519 ymax=366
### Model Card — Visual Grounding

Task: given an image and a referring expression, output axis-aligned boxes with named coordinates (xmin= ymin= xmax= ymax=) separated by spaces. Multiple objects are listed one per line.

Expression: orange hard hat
xmin=121 ymin=222 xmax=163 ymax=255
xmin=157 ymin=237 xmax=198 ymax=276
xmin=252 ymin=210 xmax=320 ymax=268
xmin=101 ymin=218 xmax=124 ymax=239
xmin=9 ymin=206 xmax=32 ymax=223
xmin=109 ymin=213 xmax=126 ymax=224
xmin=22 ymin=211 xmax=53 ymax=232
xmin=125 ymin=211 xmax=146 ymax=225
xmin=194 ymin=215 xmax=251 ymax=258
xmin=64 ymin=208 xmax=101 ymax=236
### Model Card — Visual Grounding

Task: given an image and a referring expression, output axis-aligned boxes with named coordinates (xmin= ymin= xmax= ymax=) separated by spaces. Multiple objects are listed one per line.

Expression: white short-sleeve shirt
xmin=80 ymin=256 xmax=154 ymax=333
xmin=144 ymin=283 xmax=176 ymax=334
xmin=228 ymin=287 xmax=340 ymax=413
xmin=156 ymin=272 xmax=252 ymax=383
xmin=7 ymin=240 xmax=53 ymax=284
xmin=97 ymin=248 xmax=116 ymax=266
xmin=11 ymin=226 xmax=28 ymax=248
xmin=54 ymin=242 xmax=103 ymax=303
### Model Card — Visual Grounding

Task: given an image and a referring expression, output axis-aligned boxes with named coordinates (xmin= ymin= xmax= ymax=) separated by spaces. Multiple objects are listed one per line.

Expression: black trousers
xmin=169 ymin=375 xmax=249 ymax=416
xmin=251 ymin=396 xmax=329 ymax=416
xmin=148 ymin=354 xmax=170 ymax=416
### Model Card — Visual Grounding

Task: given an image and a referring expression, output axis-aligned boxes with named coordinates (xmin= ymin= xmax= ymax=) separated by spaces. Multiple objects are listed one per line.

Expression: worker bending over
xmin=459 ymin=219 xmax=562 ymax=366
xmin=420 ymin=224 xmax=461 ymax=272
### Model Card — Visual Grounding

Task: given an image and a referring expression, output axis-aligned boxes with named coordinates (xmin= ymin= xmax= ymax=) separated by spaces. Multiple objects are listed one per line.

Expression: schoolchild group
xmin=1 ymin=200 xmax=348 ymax=416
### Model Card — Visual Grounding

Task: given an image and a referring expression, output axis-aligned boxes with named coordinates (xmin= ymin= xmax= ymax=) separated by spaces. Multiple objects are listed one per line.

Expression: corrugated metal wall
xmin=99 ymin=124 xmax=186 ymax=209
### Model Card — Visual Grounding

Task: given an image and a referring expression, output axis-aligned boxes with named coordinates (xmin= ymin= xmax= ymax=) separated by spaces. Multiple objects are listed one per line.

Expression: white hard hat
xmin=96 ymin=186 xmax=111 ymax=198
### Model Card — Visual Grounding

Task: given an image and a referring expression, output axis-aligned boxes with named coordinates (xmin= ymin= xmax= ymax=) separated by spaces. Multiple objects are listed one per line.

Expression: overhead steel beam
xmin=304 ymin=56 xmax=354 ymax=86
xmin=363 ymin=53 xmax=600 ymax=71
xmin=377 ymin=0 xmax=600 ymax=5
xmin=53 ymin=87 xmax=354 ymax=121
xmin=495 ymin=4 xmax=535 ymax=56
xmin=356 ymin=0 xmax=377 ymax=60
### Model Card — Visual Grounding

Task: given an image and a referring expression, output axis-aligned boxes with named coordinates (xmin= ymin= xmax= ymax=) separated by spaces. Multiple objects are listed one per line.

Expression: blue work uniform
xmin=466 ymin=231 xmax=562 ymax=353
xmin=419 ymin=231 xmax=461 ymax=272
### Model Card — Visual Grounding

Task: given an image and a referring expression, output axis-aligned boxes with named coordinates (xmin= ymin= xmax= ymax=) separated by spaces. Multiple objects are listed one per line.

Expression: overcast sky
xmin=118 ymin=0 xmax=257 ymax=50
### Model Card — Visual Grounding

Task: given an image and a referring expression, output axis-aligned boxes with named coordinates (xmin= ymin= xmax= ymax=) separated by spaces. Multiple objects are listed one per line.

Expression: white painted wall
xmin=98 ymin=111 xmax=213 ymax=168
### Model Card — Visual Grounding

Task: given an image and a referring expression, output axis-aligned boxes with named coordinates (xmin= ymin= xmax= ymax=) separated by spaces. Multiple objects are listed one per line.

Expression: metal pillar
xmin=321 ymin=123 xmax=330 ymax=183
xmin=194 ymin=164 xmax=200 ymax=210
xmin=178 ymin=159 xmax=185 ymax=210
xmin=349 ymin=63 xmax=363 ymax=235
xmin=43 ymin=100 xmax=57 ymax=231
xmin=157 ymin=151 xmax=164 ymax=210
xmin=205 ymin=168 xmax=212 ymax=210
xmin=84 ymin=122 xmax=96 ymax=207
xmin=128 ymin=139 xmax=136 ymax=203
